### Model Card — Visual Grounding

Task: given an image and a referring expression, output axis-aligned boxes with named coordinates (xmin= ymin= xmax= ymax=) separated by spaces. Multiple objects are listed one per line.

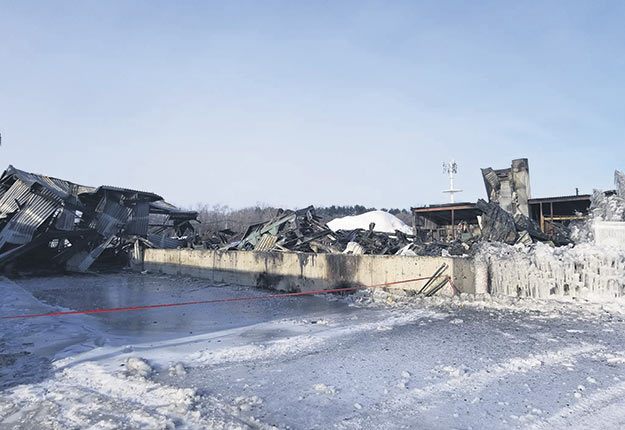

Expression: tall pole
xmin=449 ymin=166 xmax=455 ymax=203
xmin=442 ymin=160 xmax=462 ymax=203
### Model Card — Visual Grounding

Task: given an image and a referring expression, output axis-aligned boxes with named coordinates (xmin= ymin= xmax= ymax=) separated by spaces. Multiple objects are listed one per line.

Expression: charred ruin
xmin=0 ymin=166 xmax=197 ymax=274
xmin=2 ymin=161 xmax=622 ymax=276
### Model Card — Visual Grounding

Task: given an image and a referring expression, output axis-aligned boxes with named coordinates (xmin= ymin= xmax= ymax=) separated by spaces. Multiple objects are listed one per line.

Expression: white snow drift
xmin=327 ymin=210 xmax=412 ymax=234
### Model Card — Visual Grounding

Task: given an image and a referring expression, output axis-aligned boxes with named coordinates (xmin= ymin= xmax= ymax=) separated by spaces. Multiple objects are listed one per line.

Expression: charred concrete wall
xmin=482 ymin=158 xmax=531 ymax=218
xmin=142 ymin=249 xmax=476 ymax=295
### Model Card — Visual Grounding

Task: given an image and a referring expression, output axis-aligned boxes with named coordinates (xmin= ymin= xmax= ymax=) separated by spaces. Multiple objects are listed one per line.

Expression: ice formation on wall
xmin=477 ymin=242 xmax=625 ymax=300
xmin=476 ymin=169 xmax=625 ymax=301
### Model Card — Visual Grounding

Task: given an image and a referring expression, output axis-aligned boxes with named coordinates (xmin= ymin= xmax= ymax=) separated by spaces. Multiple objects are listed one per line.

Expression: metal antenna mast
xmin=442 ymin=160 xmax=462 ymax=203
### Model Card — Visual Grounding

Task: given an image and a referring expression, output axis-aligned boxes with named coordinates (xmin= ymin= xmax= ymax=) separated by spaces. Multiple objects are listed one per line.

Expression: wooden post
xmin=451 ymin=209 xmax=455 ymax=240
xmin=549 ymin=202 xmax=554 ymax=237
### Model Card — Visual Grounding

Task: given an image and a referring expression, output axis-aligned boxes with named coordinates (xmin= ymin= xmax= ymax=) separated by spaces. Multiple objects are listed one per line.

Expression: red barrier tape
xmin=445 ymin=276 xmax=459 ymax=295
xmin=1 ymin=276 xmax=453 ymax=320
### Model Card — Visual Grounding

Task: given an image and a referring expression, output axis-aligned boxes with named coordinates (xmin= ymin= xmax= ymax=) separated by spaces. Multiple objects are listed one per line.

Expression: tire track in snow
xmin=340 ymin=343 xmax=603 ymax=428
xmin=411 ymin=343 xmax=602 ymax=404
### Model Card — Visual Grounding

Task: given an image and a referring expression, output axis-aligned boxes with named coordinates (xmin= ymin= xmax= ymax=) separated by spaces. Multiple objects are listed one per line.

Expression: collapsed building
xmin=0 ymin=166 xmax=197 ymax=274
xmin=411 ymin=158 xmax=603 ymax=247
xmin=4 ymin=158 xmax=619 ymax=276
xmin=193 ymin=158 xmax=607 ymax=258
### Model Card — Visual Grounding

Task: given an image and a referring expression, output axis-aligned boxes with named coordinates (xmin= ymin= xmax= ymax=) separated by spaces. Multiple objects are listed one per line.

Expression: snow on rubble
xmin=327 ymin=210 xmax=413 ymax=234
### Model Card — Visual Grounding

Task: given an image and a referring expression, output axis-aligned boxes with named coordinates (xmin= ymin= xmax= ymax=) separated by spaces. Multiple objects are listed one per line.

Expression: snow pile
xmin=124 ymin=357 xmax=153 ymax=378
xmin=0 ymin=360 xmax=233 ymax=429
xmin=475 ymin=242 xmax=625 ymax=301
xmin=327 ymin=210 xmax=412 ymax=234
xmin=168 ymin=362 xmax=187 ymax=377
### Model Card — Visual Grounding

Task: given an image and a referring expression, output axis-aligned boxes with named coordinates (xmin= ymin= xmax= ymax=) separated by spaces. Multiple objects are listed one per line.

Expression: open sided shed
xmin=411 ymin=202 xmax=482 ymax=241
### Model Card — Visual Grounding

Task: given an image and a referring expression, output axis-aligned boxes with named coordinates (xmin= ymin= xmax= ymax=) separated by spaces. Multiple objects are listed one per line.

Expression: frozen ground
xmin=2 ymin=274 xmax=625 ymax=429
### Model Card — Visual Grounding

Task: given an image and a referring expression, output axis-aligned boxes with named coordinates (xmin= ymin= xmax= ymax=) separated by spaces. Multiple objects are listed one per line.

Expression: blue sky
xmin=1 ymin=1 xmax=623 ymax=209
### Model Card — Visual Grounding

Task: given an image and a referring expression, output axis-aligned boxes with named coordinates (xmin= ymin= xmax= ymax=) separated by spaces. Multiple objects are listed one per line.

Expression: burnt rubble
xmin=0 ymin=165 xmax=197 ymax=274
xmin=197 ymin=206 xmax=476 ymax=257
xmin=222 ymin=206 xmax=341 ymax=253
xmin=192 ymin=199 xmax=574 ymax=259
xmin=4 ymin=159 xmax=609 ymax=275
xmin=476 ymin=199 xmax=572 ymax=247
xmin=195 ymin=194 xmax=581 ymax=257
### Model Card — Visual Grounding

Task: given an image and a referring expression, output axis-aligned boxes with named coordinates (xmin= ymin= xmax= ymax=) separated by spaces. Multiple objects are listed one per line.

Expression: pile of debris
xmin=221 ymin=206 xmax=341 ymax=253
xmin=199 ymin=228 xmax=238 ymax=250
xmin=208 ymin=206 xmax=431 ymax=256
xmin=0 ymin=165 xmax=197 ymax=274
xmin=476 ymin=198 xmax=571 ymax=246
xmin=205 ymin=206 xmax=473 ymax=257
xmin=334 ymin=225 xmax=411 ymax=255
xmin=198 ymin=198 xmax=576 ymax=257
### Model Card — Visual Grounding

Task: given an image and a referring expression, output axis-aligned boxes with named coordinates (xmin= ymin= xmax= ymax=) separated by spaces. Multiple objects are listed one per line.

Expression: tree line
xmin=191 ymin=204 xmax=412 ymax=235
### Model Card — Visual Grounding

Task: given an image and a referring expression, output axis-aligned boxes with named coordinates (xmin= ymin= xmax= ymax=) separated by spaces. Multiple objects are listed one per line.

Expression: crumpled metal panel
xmin=125 ymin=201 xmax=150 ymax=236
xmin=0 ymin=165 xmax=195 ymax=273
xmin=254 ymin=234 xmax=278 ymax=251
xmin=79 ymin=185 xmax=162 ymax=202
xmin=65 ymin=235 xmax=116 ymax=273
xmin=4 ymin=165 xmax=88 ymax=208
xmin=481 ymin=168 xmax=501 ymax=203
xmin=149 ymin=200 xmax=198 ymax=218
xmin=0 ymin=180 xmax=32 ymax=219
xmin=90 ymin=197 xmax=131 ymax=237
xmin=0 ymin=187 xmax=61 ymax=246
xmin=55 ymin=208 xmax=76 ymax=231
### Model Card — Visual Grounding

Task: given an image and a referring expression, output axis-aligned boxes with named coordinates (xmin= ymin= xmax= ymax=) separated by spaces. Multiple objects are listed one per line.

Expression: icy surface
xmin=476 ymin=241 xmax=625 ymax=301
xmin=3 ymin=274 xmax=625 ymax=429
xmin=327 ymin=210 xmax=412 ymax=234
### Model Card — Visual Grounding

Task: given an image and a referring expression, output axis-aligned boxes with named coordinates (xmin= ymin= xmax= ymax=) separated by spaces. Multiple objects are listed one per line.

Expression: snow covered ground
xmin=3 ymin=273 xmax=625 ymax=429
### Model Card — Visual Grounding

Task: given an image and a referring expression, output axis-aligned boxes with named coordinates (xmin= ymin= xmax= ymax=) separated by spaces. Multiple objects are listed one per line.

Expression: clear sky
xmin=1 ymin=1 xmax=623 ymax=209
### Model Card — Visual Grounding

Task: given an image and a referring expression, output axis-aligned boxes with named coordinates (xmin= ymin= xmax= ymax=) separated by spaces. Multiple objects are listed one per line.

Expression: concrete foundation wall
xmin=143 ymin=249 xmax=476 ymax=295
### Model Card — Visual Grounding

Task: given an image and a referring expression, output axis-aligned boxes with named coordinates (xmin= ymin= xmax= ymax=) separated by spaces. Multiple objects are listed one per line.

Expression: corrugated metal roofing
xmin=0 ymin=165 xmax=197 ymax=273
xmin=149 ymin=200 xmax=198 ymax=218
xmin=0 ymin=186 xmax=61 ymax=246
xmin=79 ymin=185 xmax=162 ymax=202
xmin=90 ymin=197 xmax=131 ymax=237
xmin=4 ymin=165 xmax=88 ymax=208
xmin=0 ymin=180 xmax=33 ymax=218
xmin=125 ymin=202 xmax=150 ymax=236
xmin=255 ymin=234 xmax=278 ymax=251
